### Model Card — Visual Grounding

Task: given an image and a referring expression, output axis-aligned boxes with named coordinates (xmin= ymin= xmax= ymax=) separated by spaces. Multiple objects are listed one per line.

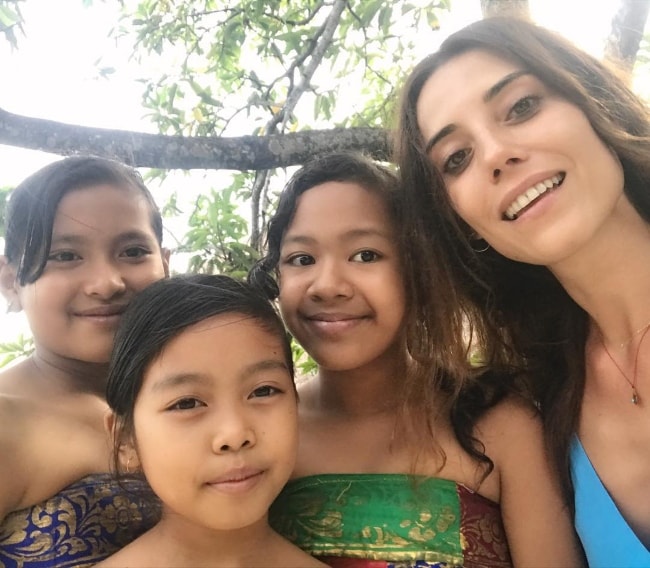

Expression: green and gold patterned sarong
xmin=270 ymin=473 xmax=511 ymax=568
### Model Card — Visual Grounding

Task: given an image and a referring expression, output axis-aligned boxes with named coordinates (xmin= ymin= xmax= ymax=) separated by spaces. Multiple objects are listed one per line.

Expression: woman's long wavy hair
xmin=395 ymin=16 xmax=650 ymax=500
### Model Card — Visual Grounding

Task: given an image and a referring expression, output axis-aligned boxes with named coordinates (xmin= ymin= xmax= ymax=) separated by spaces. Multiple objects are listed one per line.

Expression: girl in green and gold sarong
xmin=250 ymin=153 xmax=582 ymax=567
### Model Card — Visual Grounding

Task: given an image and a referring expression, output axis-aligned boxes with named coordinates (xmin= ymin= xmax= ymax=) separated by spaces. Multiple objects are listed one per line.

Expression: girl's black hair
xmin=4 ymin=155 xmax=163 ymax=285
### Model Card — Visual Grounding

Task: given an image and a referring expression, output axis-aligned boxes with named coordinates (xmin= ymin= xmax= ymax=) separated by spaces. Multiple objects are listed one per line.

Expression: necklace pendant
xmin=632 ymin=389 xmax=640 ymax=405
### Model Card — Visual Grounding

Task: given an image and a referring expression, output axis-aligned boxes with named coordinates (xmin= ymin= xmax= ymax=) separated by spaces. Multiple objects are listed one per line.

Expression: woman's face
xmin=415 ymin=49 xmax=625 ymax=268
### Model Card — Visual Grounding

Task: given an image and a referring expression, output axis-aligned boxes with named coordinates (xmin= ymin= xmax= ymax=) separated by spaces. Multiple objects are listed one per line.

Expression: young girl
xmin=0 ymin=156 xmax=169 ymax=567
xmin=395 ymin=16 xmax=650 ymax=567
xmin=250 ymin=152 xmax=582 ymax=567
xmin=96 ymin=274 xmax=323 ymax=568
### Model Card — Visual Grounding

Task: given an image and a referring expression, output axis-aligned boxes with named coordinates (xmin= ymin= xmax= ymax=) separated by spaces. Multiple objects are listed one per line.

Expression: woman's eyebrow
xmin=483 ymin=70 xmax=529 ymax=103
xmin=424 ymin=70 xmax=531 ymax=154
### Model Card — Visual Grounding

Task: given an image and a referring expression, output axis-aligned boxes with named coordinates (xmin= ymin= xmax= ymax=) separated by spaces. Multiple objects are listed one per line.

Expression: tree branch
xmin=604 ymin=0 xmax=650 ymax=73
xmin=273 ymin=0 xmax=347 ymax=132
xmin=0 ymin=107 xmax=389 ymax=171
xmin=480 ymin=0 xmax=530 ymax=19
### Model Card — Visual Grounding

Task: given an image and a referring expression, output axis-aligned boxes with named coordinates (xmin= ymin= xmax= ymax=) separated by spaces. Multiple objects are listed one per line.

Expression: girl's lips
xmin=76 ymin=305 xmax=128 ymax=317
xmin=74 ymin=305 xmax=128 ymax=326
xmin=206 ymin=469 xmax=265 ymax=494
xmin=305 ymin=316 xmax=367 ymax=337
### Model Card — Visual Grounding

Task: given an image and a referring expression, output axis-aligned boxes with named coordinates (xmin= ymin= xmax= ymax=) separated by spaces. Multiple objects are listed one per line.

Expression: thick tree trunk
xmin=604 ymin=0 xmax=650 ymax=73
xmin=0 ymin=107 xmax=389 ymax=171
xmin=480 ymin=0 xmax=530 ymax=19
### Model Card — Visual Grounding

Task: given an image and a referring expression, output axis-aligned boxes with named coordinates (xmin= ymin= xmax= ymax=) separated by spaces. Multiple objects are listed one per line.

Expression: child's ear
xmin=0 ymin=257 xmax=21 ymax=313
xmin=105 ymin=411 xmax=141 ymax=474
xmin=161 ymin=248 xmax=171 ymax=277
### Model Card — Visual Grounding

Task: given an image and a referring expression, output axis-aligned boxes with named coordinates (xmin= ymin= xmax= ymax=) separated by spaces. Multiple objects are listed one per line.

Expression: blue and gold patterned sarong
xmin=0 ymin=474 xmax=158 ymax=568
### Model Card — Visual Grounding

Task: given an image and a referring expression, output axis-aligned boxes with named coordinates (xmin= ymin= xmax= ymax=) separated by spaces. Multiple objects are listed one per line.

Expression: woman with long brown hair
xmin=396 ymin=16 xmax=650 ymax=567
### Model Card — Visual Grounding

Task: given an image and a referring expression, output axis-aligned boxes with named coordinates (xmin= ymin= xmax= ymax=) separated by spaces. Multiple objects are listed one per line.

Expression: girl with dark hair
xmin=0 ymin=156 xmax=169 ymax=567
xmin=250 ymin=152 xmax=581 ymax=567
xmin=396 ymin=16 xmax=650 ymax=567
xmin=97 ymin=274 xmax=322 ymax=568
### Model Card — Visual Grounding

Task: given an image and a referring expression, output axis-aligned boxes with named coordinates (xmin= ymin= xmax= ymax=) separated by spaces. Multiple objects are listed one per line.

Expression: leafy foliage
xmin=0 ymin=0 xmax=24 ymax=48
xmin=0 ymin=333 xmax=34 ymax=367
xmin=292 ymin=337 xmax=318 ymax=379
xmin=179 ymin=180 xmax=259 ymax=278
xmin=113 ymin=0 xmax=450 ymax=250
xmin=0 ymin=1 xmax=452 ymax=368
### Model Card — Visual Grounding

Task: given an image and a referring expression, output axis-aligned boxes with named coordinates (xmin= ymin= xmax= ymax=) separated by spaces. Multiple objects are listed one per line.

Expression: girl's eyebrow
xmin=50 ymin=234 xmax=85 ymax=246
xmin=149 ymin=372 xmax=209 ymax=393
xmin=149 ymin=360 xmax=289 ymax=393
xmin=283 ymin=228 xmax=392 ymax=246
xmin=113 ymin=230 xmax=158 ymax=244
xmin=50 ymin=230 xmax=155 ymax=245
xmin=423 ymin=70 xmax=530 ymax=154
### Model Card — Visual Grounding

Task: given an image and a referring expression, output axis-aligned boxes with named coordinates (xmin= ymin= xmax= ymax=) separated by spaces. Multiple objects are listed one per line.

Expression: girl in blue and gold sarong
xmin=0 ymin=157 xmax=169 ymax=567
xmin=250 ymin=153 xmax=583 ymax=567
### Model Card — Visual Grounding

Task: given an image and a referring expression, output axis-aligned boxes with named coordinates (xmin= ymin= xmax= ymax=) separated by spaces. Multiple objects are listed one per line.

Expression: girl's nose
xmin=307 ymin=260 xmax=353 ymax=301
xmin=83 ymin=259 xmax=127 ymax=299
xmin=211 ymin=410 xmax=256 ymax=454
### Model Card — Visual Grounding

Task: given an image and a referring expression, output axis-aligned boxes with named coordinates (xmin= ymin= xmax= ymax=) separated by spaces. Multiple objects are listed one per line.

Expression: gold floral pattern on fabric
xmin=271 ymin=474 xmax=469 ymax=566
xmin=0 ymin=474 xmax=159 ymax=568
xmin=457 ymin=485 xmax=511 ymax=567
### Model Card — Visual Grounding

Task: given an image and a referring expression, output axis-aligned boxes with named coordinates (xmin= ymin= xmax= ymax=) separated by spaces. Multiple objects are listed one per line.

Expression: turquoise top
xmin=570 ymin=437 xmax=650 ymax=568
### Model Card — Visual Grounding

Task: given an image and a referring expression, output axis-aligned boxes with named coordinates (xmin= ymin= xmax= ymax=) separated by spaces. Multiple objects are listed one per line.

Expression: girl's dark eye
xmin=351 ymin=250 xmax=380 ymax=263
xmin=122 ymin=246 xmax=150 ymax=258
xmin=47 ymin=251 xmax=80 ymax=262
xmin=508 ymin=95 xmax=541 ymax=120
xmin=288 ymin=254 xmax=314 ymax=267
xmin=168 ymin=398 xmax=205 ymax=411
xmin=250 ymin=385 xmax=281 ymax=398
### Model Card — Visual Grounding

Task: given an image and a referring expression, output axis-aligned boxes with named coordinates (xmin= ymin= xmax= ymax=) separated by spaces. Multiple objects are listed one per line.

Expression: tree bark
xmin=480 ymin=0 xmax=530 ymax=19
xmin=604 ymin=0 xmax=650 ymax=73
xmin=0 ymin=107 xmax=389 ymax=171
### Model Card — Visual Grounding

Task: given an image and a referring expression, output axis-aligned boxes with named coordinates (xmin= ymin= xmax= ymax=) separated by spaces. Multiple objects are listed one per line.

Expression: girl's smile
xmin=278 ymin=181 xmax=405 ymax=374
xmin=16 ymin=184 xmax=168 ymax=364
xmin=205 ymin=467 xmax=266 ymax=494
xmin=132 ymin=313 xmax=298 ymax=531
xmin=301 ymin=311 xmax=370 ymax=338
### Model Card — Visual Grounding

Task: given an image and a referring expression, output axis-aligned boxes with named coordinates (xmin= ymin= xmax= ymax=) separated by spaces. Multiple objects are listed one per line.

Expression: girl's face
xmin=131 ymin=314 xmax=297 ymax=532
xmin=416 ymin=49 xmax=625 ymax=268
xmin=14 ymin=184 xmax=169 ymax=364
xmin=278 ymin=181 xmax=406 ymax=373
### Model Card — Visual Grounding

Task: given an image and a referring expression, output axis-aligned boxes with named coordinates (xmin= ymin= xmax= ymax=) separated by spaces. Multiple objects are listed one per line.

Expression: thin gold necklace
xmin=613 ymin=318 xmax=650 ymax=349
xmin=599 ymin=324 xmax=650 ymax=405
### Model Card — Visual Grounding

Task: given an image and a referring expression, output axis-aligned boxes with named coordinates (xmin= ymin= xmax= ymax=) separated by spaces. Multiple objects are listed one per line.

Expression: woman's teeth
xmin=504 ymin=173 xmax=565 ymax=220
